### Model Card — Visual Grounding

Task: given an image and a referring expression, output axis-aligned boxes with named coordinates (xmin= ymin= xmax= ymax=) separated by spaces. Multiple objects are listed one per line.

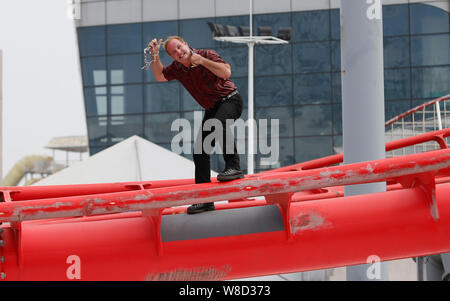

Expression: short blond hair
xmin=163 ymin=36 xmax=186 ymax=50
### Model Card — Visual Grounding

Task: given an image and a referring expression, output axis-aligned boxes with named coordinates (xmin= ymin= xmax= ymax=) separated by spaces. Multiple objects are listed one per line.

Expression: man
xmin=147 ymin=36 xmax=244 ymax=214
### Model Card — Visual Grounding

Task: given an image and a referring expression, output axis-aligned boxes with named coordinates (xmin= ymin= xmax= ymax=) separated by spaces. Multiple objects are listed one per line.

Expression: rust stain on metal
xmin=366 ymin=163 xmax=375 ymax=173
xmin=145 ymin=265 xmax=231 ymax=281
xmin=290 ymin=211 xmax=331 ymax=234
xmin=133 ymin=193 xmax=152 ymax=201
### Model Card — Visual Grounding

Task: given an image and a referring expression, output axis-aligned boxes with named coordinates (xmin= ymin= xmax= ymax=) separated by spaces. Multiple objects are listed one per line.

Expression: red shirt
xmin=162 ymin=49 xmax=237 ymax=110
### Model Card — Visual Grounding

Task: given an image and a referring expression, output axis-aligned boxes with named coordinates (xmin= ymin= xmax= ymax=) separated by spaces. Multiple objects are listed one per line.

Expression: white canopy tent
xmin=35 ymin=135 xmax=216 ymax=185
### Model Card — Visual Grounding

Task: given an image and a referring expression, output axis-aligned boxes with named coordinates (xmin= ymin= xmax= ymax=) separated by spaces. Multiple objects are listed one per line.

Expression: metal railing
xmin=385 ymin=94 xmax=450 ymax=157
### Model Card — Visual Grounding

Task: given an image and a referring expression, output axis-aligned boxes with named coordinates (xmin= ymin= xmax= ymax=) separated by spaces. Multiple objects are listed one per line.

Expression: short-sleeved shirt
xmin=162 ymin=49 xmax=237 ymax=110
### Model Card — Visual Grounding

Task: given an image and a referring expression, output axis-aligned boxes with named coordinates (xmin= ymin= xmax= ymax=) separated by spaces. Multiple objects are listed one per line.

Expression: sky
xmin=0 ymin=0 xmax=87 ymax=178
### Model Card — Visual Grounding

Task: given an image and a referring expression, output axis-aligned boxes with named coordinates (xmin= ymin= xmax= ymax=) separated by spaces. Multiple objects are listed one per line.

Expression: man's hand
xmin=148 ymin=38 xmax=163 ymax=57
xmin=190 ymin=52 xmax=205 ymax=66
xmin=147 ymin=38 xmax=167 ymax=82
xmin=195 ymin=54 xmax=231 ymax=79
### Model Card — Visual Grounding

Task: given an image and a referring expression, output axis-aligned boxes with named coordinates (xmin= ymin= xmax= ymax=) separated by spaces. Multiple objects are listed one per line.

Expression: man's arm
xmin=152 ymin=56 xmax=167 ymax=82
xmin=148 ymin=39 xmax=167 ymax=82
xmin=191 ymin=53 xmax=231 ymax=80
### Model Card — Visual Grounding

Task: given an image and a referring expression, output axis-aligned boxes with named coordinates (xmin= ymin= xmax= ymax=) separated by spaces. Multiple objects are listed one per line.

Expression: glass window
xmin=410 ymin=3 xmax=449 ymax=35
xmin=294 ymin=42 xmax=331 ymax=73
xmin=333 ymin=135 xmax=343 ymax=154
xmin=294 ymin=105 xmax=332 ymax=136
xmin=89 ymin=146 xmax=107 ymax=156
xmin=110 ymin=85 xmax=143 ymax=115
xmin=77 ymin=26 xmax=106 ymax=57
xmin=385 ymin=100 xmax=412 ymax=121
xmin=145 ymin=112 xmax=181 ymax=143
xmin=256 ymin=137 xmax=294 ymax=170
xmin=108 ymin=54 xmax=142 ymax=85
xmin=330 ymin=9 xmax=340 ymax=40
xmin=411 ymin=34 xmax=450 ymax=66
xmin=216 ymin=15 xmax=249 ymax=29
xmin=255 ymin=106 xmax=293 ymax=138
xmin=384 ymin=68 xmax=411 ymax=100
xmin=332 ymin=72 xmax=342 ymax=103
xmin=217 ymin=46 xmax=248 ymax=77
xmin=253 ymin=12 xmax=291 ymax=38
xmin=383 ymin=4 xmax=409 ymax=36
xmin=143 ymin=20 xmax=178 ymax=49
xmin=107 ymin=23 xmax=142 ymax=54
xmin=87 ymin=116 xmax=108 ymax=146
xmin=333 ymin=104 xmax=342 ymax=135
xmin=180 ymin=18 xmax=215 ymax=49
xmin=293 ymin=10 xmax=330 ymax=42
xmin=295 ymin=136 xmax=334 ymax=163
xmin=331 ymin=41 xmax=341 ymax=71
xmin=81 ymin=56 xmax=107 ymax=86
xmin=384 ymin=37 xmax=410 ymax=68
xmin=255 ymin=44 xmax=292 ymax=76
xmin=412 ymin=66 xmax=450 ymax=99
xmin=255 ymin=76 xmax=292 ymax=107
xmin=85 ymin=87 xmax=107 ymax=116
xmin=294 ymin=73 xmax=331 ymax=104
xmin=145 ymin=82 xmax=180 ymax=113
xmin=109 ymin=115 xmax=143 ymax=144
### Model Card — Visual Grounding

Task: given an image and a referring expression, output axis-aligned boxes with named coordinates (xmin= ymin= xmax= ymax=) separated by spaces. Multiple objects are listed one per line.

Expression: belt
xmin=219 ymin=90 xmax=239 ymax=103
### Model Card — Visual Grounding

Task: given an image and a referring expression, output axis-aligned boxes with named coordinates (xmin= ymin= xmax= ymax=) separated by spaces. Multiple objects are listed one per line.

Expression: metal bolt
xmin=0 ymin=272 xmax=6 ymax=280
xmin=0 ymin=240 xmax=4 ymax=247
xmin=0 ymin=256 xmax=4 ymax=263
xmin=0 ymin=228 xmax=3 ymax=234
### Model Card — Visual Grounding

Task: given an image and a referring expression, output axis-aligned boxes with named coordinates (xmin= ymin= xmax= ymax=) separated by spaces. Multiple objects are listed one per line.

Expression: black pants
xmin=193 ymin=92 xmax=243 ymax=184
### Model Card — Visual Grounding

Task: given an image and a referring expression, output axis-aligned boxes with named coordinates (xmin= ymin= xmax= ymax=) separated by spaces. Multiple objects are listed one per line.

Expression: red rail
xmin=0 ymin=147 xmax=449 ymax=223
xmin=261 ymin=127 xmax=450 ymax=173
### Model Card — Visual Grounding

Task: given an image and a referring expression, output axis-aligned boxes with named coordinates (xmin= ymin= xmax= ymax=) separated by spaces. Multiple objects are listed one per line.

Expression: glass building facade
xmin=77 ymin=2 xmax=450 ymax=174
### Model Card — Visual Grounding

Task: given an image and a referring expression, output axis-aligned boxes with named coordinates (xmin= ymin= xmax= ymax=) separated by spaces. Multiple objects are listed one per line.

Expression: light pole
xmin=341 ymin=0 xmax=388 ymax=280
xmin=212 ymin=0 xmax=288 ymax=174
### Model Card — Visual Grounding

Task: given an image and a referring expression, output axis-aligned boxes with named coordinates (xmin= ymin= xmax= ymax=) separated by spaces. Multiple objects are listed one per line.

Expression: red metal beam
xmin=1 ymin=181 xmax=450 ymax=280
xmin=0 ymin=179 xmax=195 ymax=202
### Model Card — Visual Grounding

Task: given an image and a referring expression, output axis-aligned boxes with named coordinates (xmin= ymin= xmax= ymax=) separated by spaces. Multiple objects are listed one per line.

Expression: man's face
xmin=166 ymin=39 xmax=191 ymax=65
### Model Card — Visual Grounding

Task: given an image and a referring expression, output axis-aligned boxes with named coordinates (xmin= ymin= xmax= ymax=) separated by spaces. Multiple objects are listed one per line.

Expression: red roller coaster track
xmin=0 ymin=128 xmax=450 ymax=280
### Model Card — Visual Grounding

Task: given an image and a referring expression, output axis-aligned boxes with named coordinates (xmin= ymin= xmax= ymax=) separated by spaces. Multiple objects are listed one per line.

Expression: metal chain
xmin=141 ymin=45 xmax=197 ymax=70
xmin=141 ymin=46 xmax=159 ymax=70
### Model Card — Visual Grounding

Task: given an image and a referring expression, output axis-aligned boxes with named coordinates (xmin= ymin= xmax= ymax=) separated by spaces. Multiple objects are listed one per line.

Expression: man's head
xmin=164 ymin=36 xmax=192 ymax=66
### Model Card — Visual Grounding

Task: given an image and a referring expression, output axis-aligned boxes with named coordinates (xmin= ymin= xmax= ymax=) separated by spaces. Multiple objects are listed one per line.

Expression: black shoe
xmin=187 ymin=202 xmax=215 ymax=214
xmin=217 ymin=168 xmax=244 ymax=182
